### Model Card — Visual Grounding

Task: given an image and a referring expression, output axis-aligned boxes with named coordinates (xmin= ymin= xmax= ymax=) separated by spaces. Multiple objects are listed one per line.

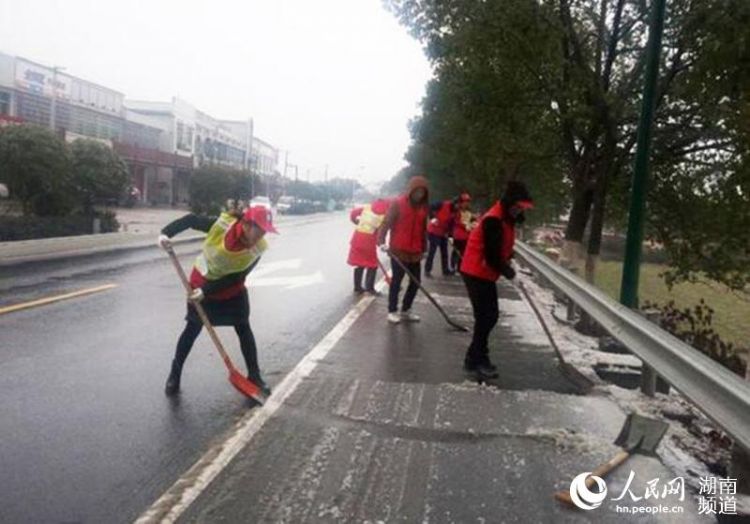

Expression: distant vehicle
xmin=276 ymin=195 xmax=294 ymax=214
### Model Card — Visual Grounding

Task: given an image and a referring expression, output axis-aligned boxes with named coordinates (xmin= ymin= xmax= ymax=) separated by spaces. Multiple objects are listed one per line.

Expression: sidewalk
xmin=0 ymin=208 xmax=341 ymax=267
xmin=145 ymin=274 xmax=709 ymax=523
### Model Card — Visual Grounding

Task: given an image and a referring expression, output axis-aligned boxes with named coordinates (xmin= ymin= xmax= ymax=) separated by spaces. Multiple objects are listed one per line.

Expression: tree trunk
xmin=562 ymin=174 xmax=593 ymax=273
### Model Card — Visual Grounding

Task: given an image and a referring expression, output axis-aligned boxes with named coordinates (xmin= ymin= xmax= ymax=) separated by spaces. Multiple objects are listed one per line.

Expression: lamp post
xmin=619 ymin=0 xmax=667 ymax=397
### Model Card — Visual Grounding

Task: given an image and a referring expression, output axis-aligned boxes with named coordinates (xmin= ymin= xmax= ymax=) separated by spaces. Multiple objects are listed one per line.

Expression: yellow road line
xmin=0 ymin=284 xmax=119 ymax=315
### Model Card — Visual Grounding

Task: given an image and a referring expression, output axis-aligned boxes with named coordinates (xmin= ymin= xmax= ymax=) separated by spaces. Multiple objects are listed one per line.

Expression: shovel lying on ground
xmin=386 ymin=249 xmax=469 ymax=332
xmin=164 ymin=245 xmax=265 ymax=404
xmin=554 ymin=413 xmax=669 ymax=507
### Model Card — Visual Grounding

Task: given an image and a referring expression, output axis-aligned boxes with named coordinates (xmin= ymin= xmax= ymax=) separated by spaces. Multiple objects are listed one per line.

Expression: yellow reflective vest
xmin=355 ymin=204 xmax=385 ymax=235
xmin=194 ymin=212 xmax=268 ymax=281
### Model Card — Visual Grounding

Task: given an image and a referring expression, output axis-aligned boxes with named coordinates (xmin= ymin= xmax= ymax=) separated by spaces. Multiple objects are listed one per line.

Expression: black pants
xmin=426 ymin=234 xmax=450 ymax=275
xmin=451 ymin=239 xmax=467 ymax=273
xmin=388 ymin=257 xmax=421 ymax=313
xmin=462 ymin=273 xmax=499 ymax=365
xmin=353 ymin=267 xmax=377 ymax=291
xmin=173 ymin=320 xmax=259 ymax=374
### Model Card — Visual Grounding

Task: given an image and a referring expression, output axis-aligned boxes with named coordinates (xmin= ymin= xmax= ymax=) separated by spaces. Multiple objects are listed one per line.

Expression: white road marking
xmin=249 ymin=258 xmax=302 ymax=278
xmin=250 ymin=271 xmax=324 ymax=290
xmin=134 ymin=280 xmax=385 ymax=524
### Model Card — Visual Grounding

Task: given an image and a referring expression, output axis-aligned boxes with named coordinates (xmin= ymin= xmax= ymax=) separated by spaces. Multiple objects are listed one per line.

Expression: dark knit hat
xmin=502 ymin=181 xmax=533 ymax=207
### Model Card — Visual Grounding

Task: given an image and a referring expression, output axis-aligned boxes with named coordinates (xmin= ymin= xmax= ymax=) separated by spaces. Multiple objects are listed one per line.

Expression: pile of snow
xmin=516 ymin=270 xmax=734 ymax=491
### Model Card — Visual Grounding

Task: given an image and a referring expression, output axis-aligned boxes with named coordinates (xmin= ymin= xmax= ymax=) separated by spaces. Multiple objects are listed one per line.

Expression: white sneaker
xmin=387 ymin=312 xmax=402 ymax=324
xmin=401 ymin=310 xmax=421 ymax=322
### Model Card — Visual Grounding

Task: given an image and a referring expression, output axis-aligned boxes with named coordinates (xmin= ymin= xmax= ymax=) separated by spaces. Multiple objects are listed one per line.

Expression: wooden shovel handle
xmin=165 ymin=247 xmax=235 ymax=372
xmin=554 ymin=450 xmax=631 ymax=506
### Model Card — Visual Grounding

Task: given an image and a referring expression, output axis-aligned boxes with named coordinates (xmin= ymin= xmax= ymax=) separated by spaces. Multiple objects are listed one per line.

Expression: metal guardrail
xmin=515 ymin=241 xmax=750 ymax=452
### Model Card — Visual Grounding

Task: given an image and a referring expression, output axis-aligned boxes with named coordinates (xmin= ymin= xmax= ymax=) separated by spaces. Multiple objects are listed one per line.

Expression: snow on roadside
xmin=516 ymin=270 xmax=733 ymax=492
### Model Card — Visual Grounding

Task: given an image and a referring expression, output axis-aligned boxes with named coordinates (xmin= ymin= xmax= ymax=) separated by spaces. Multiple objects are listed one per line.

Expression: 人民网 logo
xmin=569 ymin=472 xmax=608 ymax=510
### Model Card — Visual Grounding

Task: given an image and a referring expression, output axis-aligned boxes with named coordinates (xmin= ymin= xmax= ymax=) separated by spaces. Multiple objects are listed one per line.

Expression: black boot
xmin=165 ymin=360 xmax=183 ymax=396
xmin=464 ymin=357 xmax=499 ymax=379
xmin=247 ymin=369 xmax=272 ymax=397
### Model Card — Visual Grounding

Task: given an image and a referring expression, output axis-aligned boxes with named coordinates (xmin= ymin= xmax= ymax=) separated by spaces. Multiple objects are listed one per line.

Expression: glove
xmin=500 ymin=263 xmax=516 ymax=280
xmin=430 ymin=218 xmax=439 ymax=226
xmin=158 ymin=234 xmax=172 ymax=250
xmin=188 ymin=288 xmax=204 ymax=303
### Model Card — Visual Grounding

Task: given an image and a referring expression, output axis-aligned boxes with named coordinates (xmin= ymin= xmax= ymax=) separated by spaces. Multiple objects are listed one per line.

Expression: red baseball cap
xmin=243 ymin=205 xmax=278 ymax=234
xmin=515 ymin=200 xmax=534 ymax=210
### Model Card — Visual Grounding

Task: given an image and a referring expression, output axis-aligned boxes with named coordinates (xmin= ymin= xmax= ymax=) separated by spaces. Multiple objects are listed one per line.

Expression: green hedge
xmin=0 ymin=210 xmax=119 ymax=241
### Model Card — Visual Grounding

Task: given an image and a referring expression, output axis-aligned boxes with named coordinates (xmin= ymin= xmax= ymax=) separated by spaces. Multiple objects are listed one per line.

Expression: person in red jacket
xmin=449 ymin=192 xmax=474 ymax=271
xmin=425 ymin=197 xmax=455 ymax=277
xmin=378 ymin=176 xmax=430 ymax=324
xmin=348 ymin=198 xmax=390 ymax=295
xmin=460 ymin=181 xmax=533 ymax=378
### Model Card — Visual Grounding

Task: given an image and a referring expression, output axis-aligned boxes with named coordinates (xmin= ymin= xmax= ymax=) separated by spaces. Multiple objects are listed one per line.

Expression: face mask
xmin=508 ymin=206 xmax=525 ymax=224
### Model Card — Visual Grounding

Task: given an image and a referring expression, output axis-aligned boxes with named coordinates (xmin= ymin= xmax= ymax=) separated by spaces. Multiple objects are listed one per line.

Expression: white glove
xmin=158 ymin=234 xmax=172 ymax=250
xmin=188 ymin=288 xmax=204 ymax=303
xmin=430 ymin=218 xmax=439 ymax=226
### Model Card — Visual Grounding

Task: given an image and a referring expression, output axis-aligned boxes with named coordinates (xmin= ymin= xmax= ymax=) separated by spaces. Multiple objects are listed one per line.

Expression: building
xmin=221 ymin=119 xmax=280 ymax=195
xmin=0 ymin=51 xmax=191 ymax=205
xmin=0 ymin=51 xmax=283 ymax=205
xmin=126 ymin=98 xmax=252 ymax=171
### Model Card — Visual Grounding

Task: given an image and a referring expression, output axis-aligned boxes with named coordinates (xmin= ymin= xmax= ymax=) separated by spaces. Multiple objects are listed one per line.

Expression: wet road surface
xmin=0 ymin=212 xmax=361 ymax=523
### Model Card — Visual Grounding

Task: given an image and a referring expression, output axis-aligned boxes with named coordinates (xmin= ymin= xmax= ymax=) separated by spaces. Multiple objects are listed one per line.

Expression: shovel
xmin=554 ymin=413 xmax=668 ymax=507
xmin=376 ymin=257 xmax=392 ymax=285
xmin=386 ymin=249 xmax=469 ymax=332
xmin=164 ymin=245 xmax=265 ymax=404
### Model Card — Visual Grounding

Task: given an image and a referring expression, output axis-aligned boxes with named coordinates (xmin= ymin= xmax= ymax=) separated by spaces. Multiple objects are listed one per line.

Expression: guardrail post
xmin=641 ymin=364 xmax=657 ymax=397
xmin=566 ymin=297 xmax=576 ymax=323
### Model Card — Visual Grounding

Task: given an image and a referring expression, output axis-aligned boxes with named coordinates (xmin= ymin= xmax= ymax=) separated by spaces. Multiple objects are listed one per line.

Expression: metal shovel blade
xmin=614 ymin=413 xmax=668 ymax=456
xmin=229 ymin=368 xmax=265 ymax=404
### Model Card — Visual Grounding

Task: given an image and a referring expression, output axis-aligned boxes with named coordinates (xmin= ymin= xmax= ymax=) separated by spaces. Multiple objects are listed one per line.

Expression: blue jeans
xmin=426 ymin=233 xmax=450 ymax=274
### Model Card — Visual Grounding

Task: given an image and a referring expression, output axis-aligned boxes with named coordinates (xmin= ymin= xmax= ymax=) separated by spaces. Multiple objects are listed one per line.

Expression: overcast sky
xmin=0 ymin=0 xmax=432 ymax=185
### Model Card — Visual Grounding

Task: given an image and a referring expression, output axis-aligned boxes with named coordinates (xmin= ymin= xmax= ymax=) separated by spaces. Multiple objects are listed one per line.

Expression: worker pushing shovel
xmin=459 ymin=181 xmax=534 ymax=380
xmin=377 ymin=175 xmax=431 ymax=325
xmin=158 ymin=200 xmax=277 ymax=401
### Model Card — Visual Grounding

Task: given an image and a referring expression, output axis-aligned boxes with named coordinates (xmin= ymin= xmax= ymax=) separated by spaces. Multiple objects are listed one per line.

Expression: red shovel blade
xmin=229 ymin=368 xmax=266 ymax=404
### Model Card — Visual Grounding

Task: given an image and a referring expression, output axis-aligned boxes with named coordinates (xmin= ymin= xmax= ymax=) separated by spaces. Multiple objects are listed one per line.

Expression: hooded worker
xmin=377 ymin=175 xmax=430 ymax=324
xmin=449 ymin=192 xmax=474 ymax=271
xmin=157 ymin=200 xmax=278 ymax=396
xmin=459 ymin=181 xmax=533 ymax=378
xmin=348 ymin=198 xmax=391 ymax=295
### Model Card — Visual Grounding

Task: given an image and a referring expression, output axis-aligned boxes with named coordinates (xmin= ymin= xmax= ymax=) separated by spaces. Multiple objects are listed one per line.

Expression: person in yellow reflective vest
xmin=347 ymin=198 xmax=390 ymax=295
xmin=158 ymin=201 xmax=278 ymax=396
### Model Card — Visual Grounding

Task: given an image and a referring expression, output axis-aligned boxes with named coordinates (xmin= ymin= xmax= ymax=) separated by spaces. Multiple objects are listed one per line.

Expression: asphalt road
xmin=0 ymin=211 xmax=362 ymax=523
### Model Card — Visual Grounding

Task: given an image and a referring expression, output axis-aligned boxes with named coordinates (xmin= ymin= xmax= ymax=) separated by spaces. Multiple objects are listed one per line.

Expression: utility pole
xmin=49 ymin=66 xmax=64 ymax=132
xmin=324 ymin=164 xmax=329 ymax=206
xmin=619 ymin=0 xmax=667 ymax=397
xmin=294 ymin=165 xmax=299 ymax=204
